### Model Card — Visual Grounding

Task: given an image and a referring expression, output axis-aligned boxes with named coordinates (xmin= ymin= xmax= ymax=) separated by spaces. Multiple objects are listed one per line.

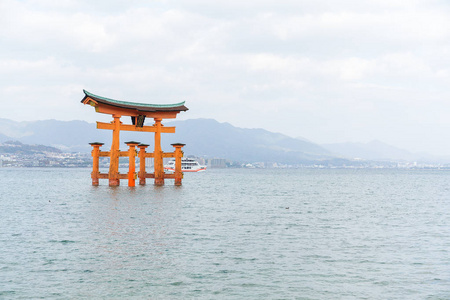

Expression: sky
xmin=1 ymin=0 xmax=450 ymax=155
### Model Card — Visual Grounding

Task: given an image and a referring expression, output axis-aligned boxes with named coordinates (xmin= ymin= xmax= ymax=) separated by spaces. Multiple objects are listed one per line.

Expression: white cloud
xmin=1 ymin=0 xmax=450 ymax=154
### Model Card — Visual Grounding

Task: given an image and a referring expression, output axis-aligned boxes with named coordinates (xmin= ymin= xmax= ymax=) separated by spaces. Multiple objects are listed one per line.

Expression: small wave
xmin=49 ymin=240 xmax=76 ymax=244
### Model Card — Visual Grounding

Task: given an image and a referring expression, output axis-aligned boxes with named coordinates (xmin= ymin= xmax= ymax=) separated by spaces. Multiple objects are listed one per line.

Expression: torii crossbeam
xmin=81 ymin=90 xmax=188 ymax=186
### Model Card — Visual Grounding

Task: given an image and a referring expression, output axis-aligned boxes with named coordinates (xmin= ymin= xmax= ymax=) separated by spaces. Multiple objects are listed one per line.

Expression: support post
xmin=109 ymin=114 xmax=121 ymax=186
xmin=153 ymin=118 xmax=164 ymax=186
xmin=125 ymin=141 xmax=139 ymax=187
xmin=90 ymin=142 xmax=104 ymax=186
xmin=138 ymin=144 xmax=149 ymax=185
xmin=171 ymin=143 xmax=185 ymax=186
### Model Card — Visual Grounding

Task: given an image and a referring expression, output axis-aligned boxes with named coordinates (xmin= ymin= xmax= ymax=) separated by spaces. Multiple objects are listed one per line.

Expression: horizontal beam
xmin=94 ymin=103 xmax=182 ymax=119
xmin=119 ymin=151 xmax=130 ymax=157
xmin=118 ymin=173 xmax=128 ymax=179
xmin=162 ymin=152 xmax=175 ymax=158
xmin=98 ymin=173 xmax=176 ymax=180
xmin=96 ymin=122 xmax=115 ymax=130
xmin=99 ymin=151 xmax=171 ymax=158
xmin=98 ymin=173 xmax=131 ymax=179
xmin=97 ymin=122 xmax=175 ymax=133
xmin=144 ymin=173 xmax=175 ymax=179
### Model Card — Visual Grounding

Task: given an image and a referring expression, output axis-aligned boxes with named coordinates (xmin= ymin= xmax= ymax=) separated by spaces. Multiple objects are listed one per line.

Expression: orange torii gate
xmin=81 ymin=90 xmax=188 ymax=187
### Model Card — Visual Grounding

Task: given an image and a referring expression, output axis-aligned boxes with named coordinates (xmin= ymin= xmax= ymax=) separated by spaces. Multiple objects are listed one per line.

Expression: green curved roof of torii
xmin=81 ymin=90 xmax=188 ymax=112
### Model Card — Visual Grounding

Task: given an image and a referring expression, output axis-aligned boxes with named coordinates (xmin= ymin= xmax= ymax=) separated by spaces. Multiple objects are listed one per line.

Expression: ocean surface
xmin=0 ymin=168 xmax=449 ymax=299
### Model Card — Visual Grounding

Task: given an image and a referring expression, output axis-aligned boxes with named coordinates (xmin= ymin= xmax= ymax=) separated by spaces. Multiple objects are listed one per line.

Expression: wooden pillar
xmin=138 ymin=144 xmax=149 ymax=185
xmin=109 ymin=114 xmax=121 ymax=186
xmin=90 ymin=142 xmax=104 ymax=186
xmin=125 ymin=141 xmax=139 ymax=187
xmin=154 ymin=118 xmax=164 ymax=186
xmin=171 ymin=143 xmax=185 ymax=186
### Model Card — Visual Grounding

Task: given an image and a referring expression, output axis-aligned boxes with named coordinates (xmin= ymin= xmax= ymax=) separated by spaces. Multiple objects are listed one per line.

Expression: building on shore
xmin=207 ymin=158 xmax=227 ymax=168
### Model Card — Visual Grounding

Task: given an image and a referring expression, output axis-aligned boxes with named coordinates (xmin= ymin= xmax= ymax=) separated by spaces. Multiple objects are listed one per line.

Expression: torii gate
xmin=81 ymin=90 xmax=188 ymax=186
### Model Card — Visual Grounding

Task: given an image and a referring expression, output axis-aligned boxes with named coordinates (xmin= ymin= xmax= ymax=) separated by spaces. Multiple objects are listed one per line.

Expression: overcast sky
xmin=1 ymin=0 xmax=450 ymax=155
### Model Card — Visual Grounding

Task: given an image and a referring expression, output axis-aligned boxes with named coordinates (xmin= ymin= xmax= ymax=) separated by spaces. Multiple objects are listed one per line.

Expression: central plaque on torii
xmin=81 ymin=90 xmax=188 ymax=186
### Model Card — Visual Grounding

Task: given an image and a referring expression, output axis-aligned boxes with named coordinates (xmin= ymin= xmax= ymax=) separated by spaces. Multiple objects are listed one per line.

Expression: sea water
xmin=0 ymin=168 xmax=449 ymax=299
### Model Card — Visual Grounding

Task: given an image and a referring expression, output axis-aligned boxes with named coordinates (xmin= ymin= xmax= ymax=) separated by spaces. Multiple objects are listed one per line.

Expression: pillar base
xmin=109 ymin=178 xmax=120 ymax=186
xmin=139 ymin=179 xmax=146 ymax=185
xmin=154 ymin=178 xmax=164 ymax=186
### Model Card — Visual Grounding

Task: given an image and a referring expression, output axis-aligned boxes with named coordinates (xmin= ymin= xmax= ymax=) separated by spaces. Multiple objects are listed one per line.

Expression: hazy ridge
xmin=0 ymin=118 xmax=445 ymax=164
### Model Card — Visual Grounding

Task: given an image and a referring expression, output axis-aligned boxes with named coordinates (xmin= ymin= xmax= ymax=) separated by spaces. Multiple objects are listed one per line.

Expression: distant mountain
xmin=0 ymin=133 xmax=10 ymax=143
xmin=0 ymin=118 xmax=32 ymax=139
xmin=163 ymin=119 xmax=333 ymax=163
xmin=0 ymin=118 xmax=108 ymax=152
xmin=0 ymin=118 xmax=335 ymax=164
xmin=322 ymin=140 xmax=416 ymax=161
xmin=295 ymin=136 xmax=313 ymax=143
xmin=7 ymin=117 xmax=442 ymax=164
xmin=0 ymin=140 xmax=62 ymax=154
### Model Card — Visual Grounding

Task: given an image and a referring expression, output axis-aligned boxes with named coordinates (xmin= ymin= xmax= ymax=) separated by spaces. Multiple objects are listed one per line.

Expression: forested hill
xmin=0 ymin=140 xmax=62 ymax=155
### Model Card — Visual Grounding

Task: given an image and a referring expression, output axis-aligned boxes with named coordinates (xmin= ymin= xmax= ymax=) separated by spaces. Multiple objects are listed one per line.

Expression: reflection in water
xmin=86 ymin=183 xmax=184 ymax=283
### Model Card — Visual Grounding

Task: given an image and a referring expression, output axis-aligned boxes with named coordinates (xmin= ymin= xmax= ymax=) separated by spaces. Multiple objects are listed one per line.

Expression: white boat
xmin=164 ymin=158 xmax=207 ymax=172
